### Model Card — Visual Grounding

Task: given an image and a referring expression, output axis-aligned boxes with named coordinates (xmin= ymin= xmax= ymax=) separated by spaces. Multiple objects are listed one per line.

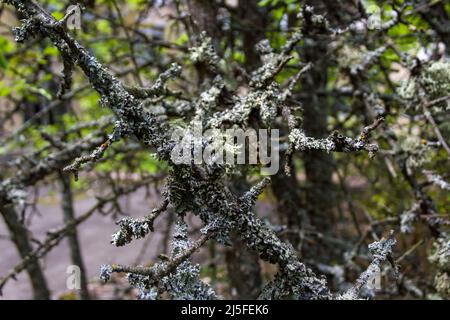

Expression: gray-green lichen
xmin=338 ymin=45 xmax=386 ymax=75
xmin=400 ymin=203 xmax=420 ymax=234
xmin=424 ymin=170 xmax=450 ymax=191
xmin=111 ymin=216 xmax=153 ymax=247
xmin=0 ymin=180 xmax=27 ymax=206
xmin=340 ymin=233 xmax=396 ymax=300
xmin=189 ymin=32 xmax=221 ymax=73
xmin=398 ymin=61 xmax=450 ymax=111
xmin=429 ymin=236 xmax=450 ymax=271
xmin=161 ymin=219 xmax=217 ymax=300
xmin=428 ymin=236 xmax=450 ymax=299
xmin=422 ymin=62 xmax=450 ymax=103
xmin=397 ymin=136 xmax=432 ymax=170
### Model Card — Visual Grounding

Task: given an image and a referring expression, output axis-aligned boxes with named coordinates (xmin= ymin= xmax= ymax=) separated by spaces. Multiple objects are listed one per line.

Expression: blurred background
xmin=0 ymin=0 xmax=449 ymax=300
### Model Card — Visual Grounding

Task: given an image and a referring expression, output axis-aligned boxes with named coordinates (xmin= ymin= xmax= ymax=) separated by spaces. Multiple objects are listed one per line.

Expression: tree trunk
xmin=238 ymin=0 xmax=268 ymax=71
xmin=271 ymin=172 xmax=304 ymax=248
xmin=225 ymin=233 xmax=262 ymax=299
xmin=299 ymin=0 xmax=336 ymax=252
xmin=0 ymin=202 xmax=50 ymax=299
xmin=58 ymin=172 xmax=90 ymax=299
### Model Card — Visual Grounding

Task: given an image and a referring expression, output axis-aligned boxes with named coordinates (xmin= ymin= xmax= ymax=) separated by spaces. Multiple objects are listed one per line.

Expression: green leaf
xmin=0 ymin=81 xmax=11 ymax=96
xmin=52 ymin=11 xmax=65 ymax=20
xmin=43 ymin=46 xmax=59 ymax=56
xmin=258 ymin=0 xmax=272 ymax=7
xmin=28 ymin=86 xmax=53 ymax=101
xmin=0 ymin=53 xmax=7 ymax=70
xmin=96 ymin=20 xmax=112 ymax=34
xmin=175 ymin=33 xmax=189 ymax=46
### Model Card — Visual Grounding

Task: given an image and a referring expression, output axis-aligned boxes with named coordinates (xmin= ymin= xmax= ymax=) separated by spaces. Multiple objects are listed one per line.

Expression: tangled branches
xmin=1 ymin=0 xmax=448 ymax=301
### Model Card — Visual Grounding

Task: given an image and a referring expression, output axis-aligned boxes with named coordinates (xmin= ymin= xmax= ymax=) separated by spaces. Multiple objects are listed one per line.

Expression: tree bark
xmin=299 ymin=0 xmax=336 ymax=249
xmin=0 ymin=202 xmax=50 ymax=299
xmin=225 ymin=233 xmax=262 ymax=299
xmin=58 ymin=172 xmax=90 ymax=299
xmin=237 ymin=0 xmax=268 ymax=70
xmin=271 ymin=172 xmax=304 ymax=247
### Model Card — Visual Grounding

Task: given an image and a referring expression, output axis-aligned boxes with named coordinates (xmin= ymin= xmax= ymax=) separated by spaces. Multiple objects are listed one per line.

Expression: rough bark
xmin=237 ymin=0 xmax=268 ymax=70
xmin=300 ymin=2 xmax=336 ymax=237
xmin=271 ymin=172 xmax=304 ymax=247
xmin=225 ymin=232 xmax=262 ymax=299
